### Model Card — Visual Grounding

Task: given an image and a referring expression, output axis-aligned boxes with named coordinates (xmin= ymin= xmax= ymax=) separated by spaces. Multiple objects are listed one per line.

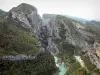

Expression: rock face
xmin=92 ymin=42 xmax=100 ymax=68
xmin=94 ymin=42 xmax=100 ymax=58
xmin=43 ymin=14 xmax=86 ymax=47
xmin=0 ymin=3 xmax=57 ymax=75
xmin=41 ymin=14 xmax=100 ymax=69
xmin=41 ymin=14 xmax=87 ymax=55
xmin=1 ymin=3 xmax=100 ymax=75
xmin=8 ymin=3 xmax=42 ymax=36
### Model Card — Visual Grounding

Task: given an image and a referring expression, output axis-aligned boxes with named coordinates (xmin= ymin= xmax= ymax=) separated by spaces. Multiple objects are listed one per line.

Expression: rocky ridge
xmin=8 ymin=3 xmax=42 ymax=37
xmin=0 ymin=3 xmax=100 ymax=75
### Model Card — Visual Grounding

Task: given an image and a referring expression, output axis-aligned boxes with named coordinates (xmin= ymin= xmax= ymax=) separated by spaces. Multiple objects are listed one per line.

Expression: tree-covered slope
xmin=0 ymin=5 xmax=57 ymax=75
xmin=42 ymin=14 xmax=100 ymax=75
xmin=0 ymin=17 xmax=40 ymax=56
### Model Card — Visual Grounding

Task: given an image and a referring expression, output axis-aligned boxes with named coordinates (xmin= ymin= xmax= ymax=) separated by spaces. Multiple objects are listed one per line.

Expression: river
xmin=54 ymin=56 xmax=67 ymax=75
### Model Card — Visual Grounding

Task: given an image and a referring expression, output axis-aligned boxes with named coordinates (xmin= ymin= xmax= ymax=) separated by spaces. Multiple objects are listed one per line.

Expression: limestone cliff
xmin=8 ymin=3 xmax=42 ymax=37
xmin=0 ymin=3 xmax=100 ymax=75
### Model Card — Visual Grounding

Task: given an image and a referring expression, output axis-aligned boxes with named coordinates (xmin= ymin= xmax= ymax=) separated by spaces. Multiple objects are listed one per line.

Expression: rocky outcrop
xmin=41 ymin=14 xmax=87 ymax=54
xmin=1 ymin=3 xmax=100 ymax=74
xmin=94 ymin=42 xmax=100 ymax=58
xmin=0 ymin=4 xmax=58 ymax=74
xmin=7 ymin=3 xmax=42 ymax=37
xmin=41 ymin=14 xmax=100 ymax=69
xmin=2 ymin=54 xmax=35 ymax=60
xmin=43 ymin=14 xmax=87 ymax=47
xmin=89 ymin=42 xmax=100 ymax=68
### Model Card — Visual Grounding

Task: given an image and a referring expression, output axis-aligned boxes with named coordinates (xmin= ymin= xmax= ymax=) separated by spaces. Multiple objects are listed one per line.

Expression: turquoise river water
xmin=54 ymin=56 xmax=67 ymax=75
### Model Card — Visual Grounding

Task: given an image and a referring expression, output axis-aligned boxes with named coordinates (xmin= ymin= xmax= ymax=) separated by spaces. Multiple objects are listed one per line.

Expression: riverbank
xmin=54 ymin=56 xmax=67 ymax=75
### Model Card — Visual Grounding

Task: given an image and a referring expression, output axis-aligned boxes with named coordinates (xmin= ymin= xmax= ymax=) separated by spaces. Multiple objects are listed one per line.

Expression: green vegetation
xmin=93 ymin=68 xmax=100 ymax=75
xmin=81 ymin=55 xmax=96 ymax=71
xmin=53 ymin=20 xmax=83 ymax=75
xmin=55 ymin=38 xmax=82 ymax=75
xmin=76 ymin=68 xmax=92 ymax=75
xmin=0 ymin=16 xmax=5 ymax=22
xmin=80 ymin=55 xmax=100 ymax=75
xmin=0 ymin=17 xmax=57 ymax=75
xmin=85 ymin=23 xmax=100 ymax=43
xmin=56 ymin=15 xmax=83 ymax=24
xmin=0 ymin=17 xmax=40 ymax=56
xmin=0 ymin=52 xmax=57 ymax=75
xmin=54 ymin=15 xmax=100 ymax=75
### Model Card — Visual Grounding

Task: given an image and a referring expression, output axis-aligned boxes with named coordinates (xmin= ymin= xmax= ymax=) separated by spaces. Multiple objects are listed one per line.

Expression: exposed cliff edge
xmin=0 ymin=3 xmax=100 ymax=75
xmin=42 ymin=14 xmax=100 ymax=74
xmin=0 ymin=3 xmax=57 ymax=75
xmin=7 ymin=3 xmax=42 ymax=37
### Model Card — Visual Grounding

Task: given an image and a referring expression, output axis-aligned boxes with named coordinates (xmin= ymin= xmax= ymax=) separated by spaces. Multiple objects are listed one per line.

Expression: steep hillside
xmin=0 ymin=3 xmax=100 ymax=75
xmin=0 ymin=3 xmax=57 ymax=75
xmin=42 ymin=14 xmax=100 ymax=75
xmin=0 ymin=17 xmax=40 ymax=56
